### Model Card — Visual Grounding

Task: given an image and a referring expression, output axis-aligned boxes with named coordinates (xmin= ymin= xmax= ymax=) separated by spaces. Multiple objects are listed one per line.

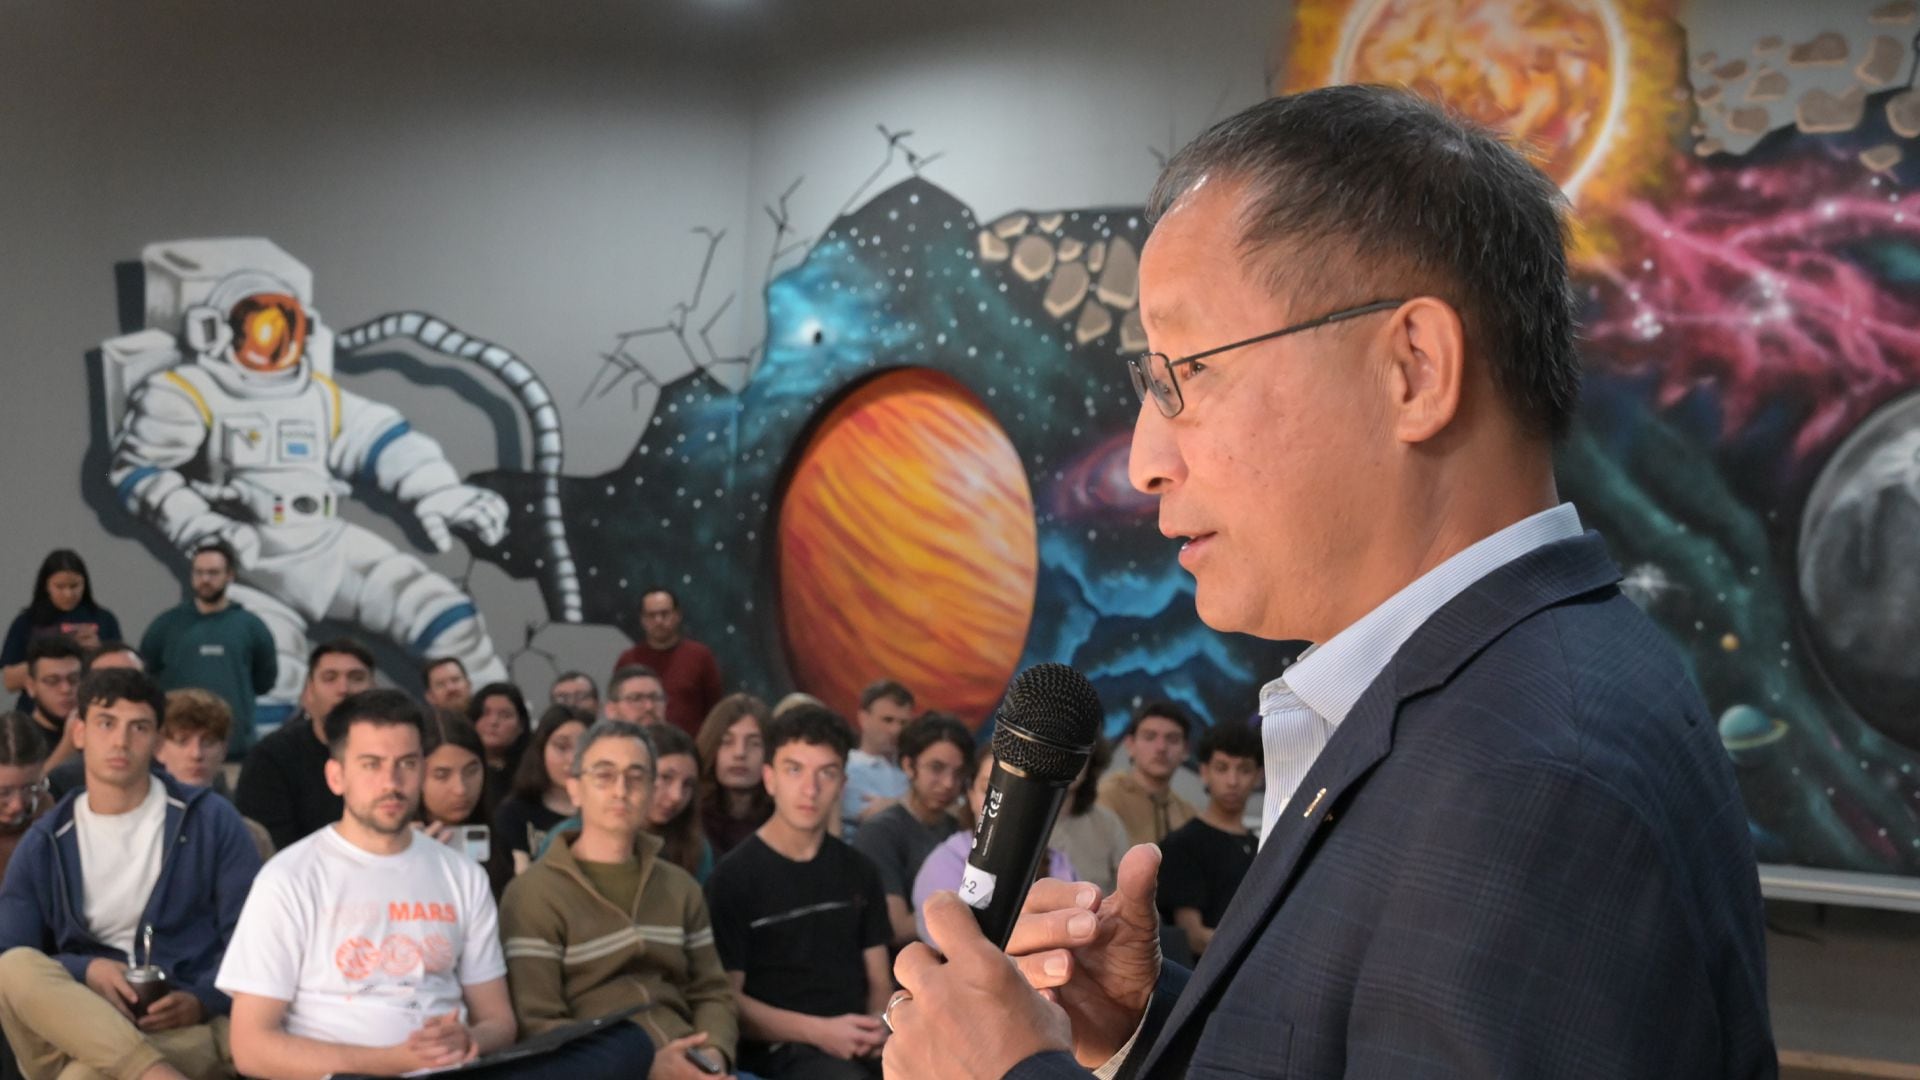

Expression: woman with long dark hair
xmin=467 ymin=681 xmax=531 ymax=818
xmin=2 ymin=551 xmax=120 ymax=710
xmin=493 ymin=704 xmax=591 ymax=876
xmin=694 ymin=692 xmax=772 ymax=857
xmin=643 ymin=721 xmax=712 ymax=881
xmin=419 ymin=709 xmax=515 ymax=896
xmin=1047 ymin=734 xmax=1131 ymax=895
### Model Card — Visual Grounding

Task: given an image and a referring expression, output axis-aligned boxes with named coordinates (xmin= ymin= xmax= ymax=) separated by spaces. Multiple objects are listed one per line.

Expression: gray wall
xmin=2 ymin=0 xmax=1916 ymax=1066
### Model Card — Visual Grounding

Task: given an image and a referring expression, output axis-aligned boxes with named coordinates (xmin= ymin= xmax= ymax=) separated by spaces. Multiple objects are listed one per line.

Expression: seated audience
xmin=840 ymin=680 xmax=914 ymax=841
xmin=218 ymin=689 xmax=652 ymax=1080
xmin=605 ymin=665 xmax=668 ymax=726
xmin=419 ymin=709 xmax=514 ymax=897
xmin=613 ymin=588 xmax=723 ymax=738
xmin=550 ymin=670 xmax=600 ymax=714
xmin=912 ymin=750 xmax=1075 ymax=944
xmin=493 ymin=705 xmax=590 ymax=875
xmin=22 ymin=635 xmax=83 ymax=772
xmin=139 ymin=540 xmax=276 ymax=757
xmin=501 ymin=720 xmax=738 ymax=1078
xmin=0 ymin=712 xmax=51 ymax=881
xmin=0 ymin=668 xmax=261 ymax=1080
xmin=234 ymin=640 xmax=373 ymax=850
xmin=1158 ymin=720 xmax=1264 ymax=957
xmin=524 ymin=722 xmax=712 ymax=879
xmin=705 ymin=705 xmax=891 ymax=1080
xmin=1098 ymin=700 xmax=1197 ymax=845
xmin=696 ymin=694 xmax=772 ymax=857
xmin=469 ymin=682 xmax=531 ymax=817
xmin=3 ymin=550 xmax=121 ymax=713
xmin=423 ymin=657 xmax=474 ymax=714
xmin=646 ymin=722 xmax=713 ymax=881
xmin=852 ymin=711 xmax=970 ymax=946
xmin=1047 ymin=736 xmax=1131 ymax=896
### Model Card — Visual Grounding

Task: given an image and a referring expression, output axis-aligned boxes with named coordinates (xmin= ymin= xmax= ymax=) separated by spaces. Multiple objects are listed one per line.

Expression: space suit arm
xmin=329 ymin=386 xmax=507 ymax=550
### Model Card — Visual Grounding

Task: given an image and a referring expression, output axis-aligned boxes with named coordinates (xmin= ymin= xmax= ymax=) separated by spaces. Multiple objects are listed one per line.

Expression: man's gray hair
xmin=570 ymin=719 xmax=656 ymax=776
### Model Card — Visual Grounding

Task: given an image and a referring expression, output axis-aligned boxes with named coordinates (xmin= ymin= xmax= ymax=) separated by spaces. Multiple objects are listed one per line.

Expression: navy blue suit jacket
xmin=1011 ymin=532 xmax=1775 ymax=1079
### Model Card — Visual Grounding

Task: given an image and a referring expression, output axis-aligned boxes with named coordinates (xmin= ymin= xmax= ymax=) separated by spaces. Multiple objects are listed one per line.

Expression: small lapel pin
xmin=1302 ymin=787 xmax=1327 ymax=818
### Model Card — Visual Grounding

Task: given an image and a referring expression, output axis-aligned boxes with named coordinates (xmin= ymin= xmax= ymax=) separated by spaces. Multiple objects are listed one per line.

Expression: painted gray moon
xmin=1798 ymin=389 xmax=1920 ymax=752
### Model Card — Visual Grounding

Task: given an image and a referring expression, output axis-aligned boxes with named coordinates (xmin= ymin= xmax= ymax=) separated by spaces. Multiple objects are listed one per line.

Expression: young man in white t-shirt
xmin=218 ymin=688 xmax=654 ymax=1080
xmin=0 ymin=667 xmax=263 ymax=1080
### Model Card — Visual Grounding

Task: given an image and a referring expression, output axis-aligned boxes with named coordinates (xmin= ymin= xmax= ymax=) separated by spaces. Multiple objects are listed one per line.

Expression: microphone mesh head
xmin=992 ymin=664 xmax=1102 ymax=782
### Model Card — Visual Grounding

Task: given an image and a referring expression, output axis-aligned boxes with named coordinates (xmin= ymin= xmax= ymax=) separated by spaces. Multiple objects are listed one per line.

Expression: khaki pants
xmin=0 ymin=948 xmax=234 ymax=1080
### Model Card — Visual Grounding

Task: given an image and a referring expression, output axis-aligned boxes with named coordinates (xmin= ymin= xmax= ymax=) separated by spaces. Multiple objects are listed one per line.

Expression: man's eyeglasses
xmin=616 ymin=691 xmax=667 ymax=706
xmin=577 ymin=765 xmax=654 ymax=791
xmin=1126 ymin=299 xmax=1405 ymax=419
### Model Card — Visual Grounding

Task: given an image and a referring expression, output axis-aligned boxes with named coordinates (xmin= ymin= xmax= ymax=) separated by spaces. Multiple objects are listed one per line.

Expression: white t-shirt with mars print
xmin=217 ymin=825 xmax=506 ymax=1047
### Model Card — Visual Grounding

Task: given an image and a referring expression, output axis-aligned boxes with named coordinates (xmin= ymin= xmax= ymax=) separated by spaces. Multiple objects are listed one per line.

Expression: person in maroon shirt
xmin=612 ymin=587 xmax=723 ymax=738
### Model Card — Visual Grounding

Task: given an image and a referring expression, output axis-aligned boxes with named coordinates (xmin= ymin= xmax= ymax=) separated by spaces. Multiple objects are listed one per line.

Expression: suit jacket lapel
xmin=1137 ymin=532 xmax=1622 ymax=1075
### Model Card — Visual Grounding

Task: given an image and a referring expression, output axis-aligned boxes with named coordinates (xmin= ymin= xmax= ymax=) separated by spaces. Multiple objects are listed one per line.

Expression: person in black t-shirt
xmin=492 ymin=704 xmax=589 ymax=876
xmin=851 ymin=711 xmax=971 ymax=946
xmin=233 ymin=639 xmax=373 ymax=849
xmin=705 ymin=704 xmax=891 ymax=1080
xmin=1157 ymin=718 xmax=1264 ymax=958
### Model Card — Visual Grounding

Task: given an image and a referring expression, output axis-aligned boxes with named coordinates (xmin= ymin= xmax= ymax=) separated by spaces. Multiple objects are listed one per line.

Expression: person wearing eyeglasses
xmin=605 ymin=665 xmax=670 ymax=726
xmin=501 ymin=720 xmax=739 ymax=1079
xmin=879 ymin=86 xmax=1773 ymax=1080
xmin=21 ymin=635 xmax=85 ymax=772
xmin=549 ymin=670 xmax=601 ymax=715
xmin=0 ymin=711 xmax=52 ymax=881
xmin=613 ymin=589 xmax=723 ymax=739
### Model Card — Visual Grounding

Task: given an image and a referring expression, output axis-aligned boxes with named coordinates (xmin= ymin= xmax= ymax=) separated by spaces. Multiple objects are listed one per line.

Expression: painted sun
xmin=1281 ymin=0 xmax=1687 ymax=257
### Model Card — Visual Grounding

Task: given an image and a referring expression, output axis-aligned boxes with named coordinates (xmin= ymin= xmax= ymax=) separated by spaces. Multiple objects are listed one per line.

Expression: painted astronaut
xmin=106 ymin=239 xmax=509 ymax=712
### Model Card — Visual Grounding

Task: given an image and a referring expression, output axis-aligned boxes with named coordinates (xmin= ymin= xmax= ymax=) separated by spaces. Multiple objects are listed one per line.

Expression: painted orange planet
xmin=778 ymin=368 xmax=1038 ymax=729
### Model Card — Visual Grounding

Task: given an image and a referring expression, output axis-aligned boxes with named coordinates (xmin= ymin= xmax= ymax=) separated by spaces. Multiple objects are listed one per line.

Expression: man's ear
xmin=1385 ymin=297 xmax=1465 ymax=444
xmin=325 ymin=757 xmax=346 ymax=797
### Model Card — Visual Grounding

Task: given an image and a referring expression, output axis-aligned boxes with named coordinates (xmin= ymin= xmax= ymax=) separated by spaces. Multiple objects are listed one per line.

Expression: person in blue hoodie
xmin=0 ymin=667 xmax=261 ymax=1080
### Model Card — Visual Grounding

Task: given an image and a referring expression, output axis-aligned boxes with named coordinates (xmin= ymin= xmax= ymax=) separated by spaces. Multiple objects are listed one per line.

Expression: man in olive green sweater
xmin=500 ymin=719 xmax=738 ymax=1079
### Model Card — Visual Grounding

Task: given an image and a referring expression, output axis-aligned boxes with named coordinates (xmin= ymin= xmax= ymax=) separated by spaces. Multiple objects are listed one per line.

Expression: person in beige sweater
xmin=500 ymin=719 xmax=739 ymax=1079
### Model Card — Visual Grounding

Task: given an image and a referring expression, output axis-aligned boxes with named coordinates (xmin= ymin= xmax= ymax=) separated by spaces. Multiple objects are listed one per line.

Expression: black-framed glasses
xmin=1126 ymin=299 xmax=1406 ymax=418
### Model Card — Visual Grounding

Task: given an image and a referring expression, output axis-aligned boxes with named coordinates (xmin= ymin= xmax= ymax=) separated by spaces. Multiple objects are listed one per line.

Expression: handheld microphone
xmin=963 ymin=663 xmax=1103 ymax=947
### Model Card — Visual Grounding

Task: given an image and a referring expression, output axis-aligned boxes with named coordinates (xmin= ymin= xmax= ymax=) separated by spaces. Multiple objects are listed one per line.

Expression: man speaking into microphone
xmin=882 ymin=85 xmax=1776 ymax=1079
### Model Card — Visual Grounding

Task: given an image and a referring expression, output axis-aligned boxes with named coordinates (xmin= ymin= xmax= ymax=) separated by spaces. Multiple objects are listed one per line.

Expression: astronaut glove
xmin=413 ymin=484 xmax=509 ymax=553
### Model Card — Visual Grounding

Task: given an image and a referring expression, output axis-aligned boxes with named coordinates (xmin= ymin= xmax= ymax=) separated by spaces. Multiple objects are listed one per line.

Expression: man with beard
xmin=234 ymin=640 xmax=374 ymax=851
xmin=219 ymin=689 xmax=653 ymax=1080
xmin=20 ymin=635 xmax=84 ymax=772
xmin=139 ymin=541 xmax=276 ymax=757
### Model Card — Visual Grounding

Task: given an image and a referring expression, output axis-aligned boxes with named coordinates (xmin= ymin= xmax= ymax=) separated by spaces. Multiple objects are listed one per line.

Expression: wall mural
xmin=82 ymin=0 xmax=1920 ymax=877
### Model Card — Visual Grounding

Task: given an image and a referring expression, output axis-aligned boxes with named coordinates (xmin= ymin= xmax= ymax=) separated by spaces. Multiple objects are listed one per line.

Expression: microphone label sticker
xmin=960 ymin=863 xmax=998 ymax=910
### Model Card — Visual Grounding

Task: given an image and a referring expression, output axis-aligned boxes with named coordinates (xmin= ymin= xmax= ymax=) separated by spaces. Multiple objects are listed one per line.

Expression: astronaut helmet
xmin=185 ymin=269 xmax=310 ymax=381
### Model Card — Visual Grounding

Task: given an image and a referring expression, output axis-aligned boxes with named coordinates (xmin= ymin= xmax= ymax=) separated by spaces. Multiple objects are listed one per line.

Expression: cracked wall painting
xmin=82 ymin=0 xmax=1920 ymax=878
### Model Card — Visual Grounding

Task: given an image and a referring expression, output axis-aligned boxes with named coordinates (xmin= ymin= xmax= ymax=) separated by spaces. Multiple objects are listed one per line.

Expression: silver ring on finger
xmin=882 ymin=989 xmax=913 ymax=1034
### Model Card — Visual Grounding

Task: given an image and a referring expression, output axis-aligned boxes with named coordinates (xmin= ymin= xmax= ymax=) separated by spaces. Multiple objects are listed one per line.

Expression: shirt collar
xmin=1271 ymin=503 xmax=1583 ymax=727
